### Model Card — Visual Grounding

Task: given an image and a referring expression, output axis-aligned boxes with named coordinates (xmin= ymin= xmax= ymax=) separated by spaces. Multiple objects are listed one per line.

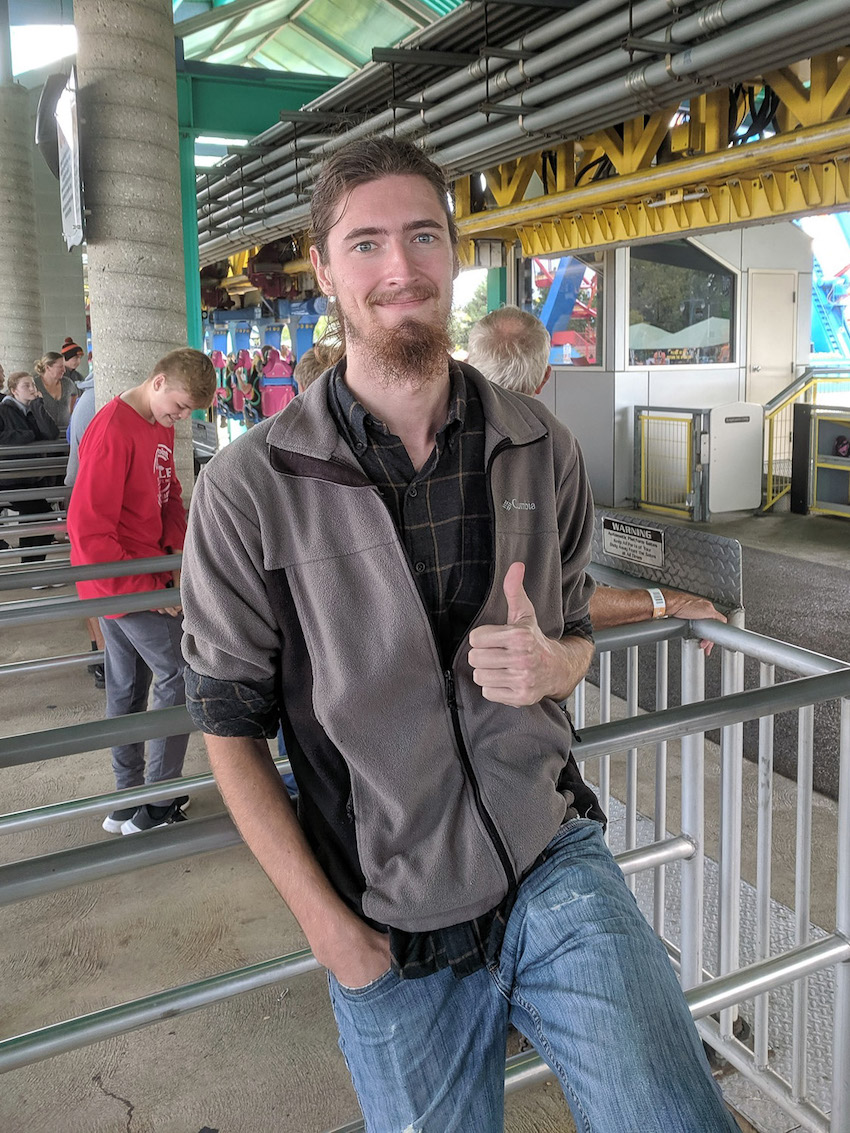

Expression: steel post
xmin=755 ymin=662 xmax=775 ymax=1070
xmin=718 ymin=645 xmax=744 ymax=1038
xmin=598 ymin=651 xmax=611 ymax=831
xmin=793 ymin=703 xmax=814 ymax=1100
xmin=653 ymin=640 xmax=669 ymax=936
xmin=625 ymin=645 xmax=639 ymax=892
xmin=831 ymin=697 xmax=850 ymax=1131
xmin=679 ymin=638 xmax=706 ymax=991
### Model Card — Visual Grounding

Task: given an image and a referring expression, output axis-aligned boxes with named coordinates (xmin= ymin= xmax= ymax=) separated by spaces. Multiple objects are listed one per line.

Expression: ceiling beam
xmin=294 ymin=19 xmax=364 ymax=69
xmin=207 ymin=15 xmax=243 ymax=55
xmin=380 ymin=0 xmax=431 ymax=28
xmin=185 ymin=0 xmax=315 ymax=58
xmin=175 ymin=0 xmax=277 ymax=39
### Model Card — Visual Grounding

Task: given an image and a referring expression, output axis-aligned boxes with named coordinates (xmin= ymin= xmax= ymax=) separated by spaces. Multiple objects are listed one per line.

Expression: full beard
xmin=339 ymin=293 xmax=452 ymax=390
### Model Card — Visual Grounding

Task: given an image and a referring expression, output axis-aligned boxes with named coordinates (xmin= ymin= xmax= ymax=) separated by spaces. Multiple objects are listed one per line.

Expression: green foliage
xmin=630 ymin=261 xmax=732 ymax=331
xmin=449 ymin=279 xmax=489 ymax=351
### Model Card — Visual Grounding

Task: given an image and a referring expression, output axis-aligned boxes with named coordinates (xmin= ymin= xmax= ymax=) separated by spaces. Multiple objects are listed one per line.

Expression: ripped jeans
xmin=328 ymin=819 xmax=739 ymax=1133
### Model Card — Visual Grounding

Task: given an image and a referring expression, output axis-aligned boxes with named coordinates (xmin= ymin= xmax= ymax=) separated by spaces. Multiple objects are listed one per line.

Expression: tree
xmin=449 ymin=279 xmax=489 ymax=352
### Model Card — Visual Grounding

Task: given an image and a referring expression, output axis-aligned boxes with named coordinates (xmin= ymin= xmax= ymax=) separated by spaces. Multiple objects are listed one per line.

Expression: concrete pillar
xmin=0 ymin=0 xmax=45 ymax=376
xmin=74 ymin=0 xmax=193 ymax=487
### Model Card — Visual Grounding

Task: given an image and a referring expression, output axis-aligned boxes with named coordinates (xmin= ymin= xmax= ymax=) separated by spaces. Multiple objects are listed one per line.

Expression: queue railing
xmin=1 ymin=564 xmax=849 ymax=1131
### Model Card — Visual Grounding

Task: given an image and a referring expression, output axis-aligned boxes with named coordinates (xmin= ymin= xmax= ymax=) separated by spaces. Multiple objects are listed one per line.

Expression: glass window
xmin=520 ymin=253 xmax=603 ymax=366
xmin=628 ymin=240 xmax=735 ymax=366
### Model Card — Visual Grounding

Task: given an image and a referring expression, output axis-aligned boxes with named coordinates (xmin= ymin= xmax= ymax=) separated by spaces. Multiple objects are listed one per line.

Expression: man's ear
xmin=151 ymin=372 xmax=167 ymax=392
xmin=310 ymin=245 xmax=334 ymax=297
xmin=535 ymin=365 xmax=552 ymax=396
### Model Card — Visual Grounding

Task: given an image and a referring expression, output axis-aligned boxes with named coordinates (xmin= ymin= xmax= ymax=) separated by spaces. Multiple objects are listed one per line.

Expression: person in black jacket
xmin=0 ymin=371 xmax=61 ymax=564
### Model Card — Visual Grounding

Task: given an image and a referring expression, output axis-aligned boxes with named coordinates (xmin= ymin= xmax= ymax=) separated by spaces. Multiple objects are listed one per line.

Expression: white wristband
xmin=647 ymin=588 xmax=667 ymax=619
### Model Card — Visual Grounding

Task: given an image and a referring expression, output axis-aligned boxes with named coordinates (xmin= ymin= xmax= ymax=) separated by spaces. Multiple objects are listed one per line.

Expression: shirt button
xmin=415 ymin=561 xmax=426 ymax=574
xmin=407 ymin=486 xmax=418 ymax=498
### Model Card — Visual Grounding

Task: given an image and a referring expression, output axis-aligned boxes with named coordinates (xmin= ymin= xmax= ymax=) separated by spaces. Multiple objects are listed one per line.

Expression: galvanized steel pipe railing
xmin=4 ymin=603 xmax=850 ymax=1123
xmin=0 ymin=835 xmax=693 ymax=1073
xmin=4 ymin=665 xmax=849 ymax=877
xmin=0 ymin=587 xmax=180 ymax=629
xmin=0 ymin=553 xmax=181 ymax=593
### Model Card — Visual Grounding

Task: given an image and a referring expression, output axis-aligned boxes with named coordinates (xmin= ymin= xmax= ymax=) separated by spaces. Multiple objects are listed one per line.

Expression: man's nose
xmin=384 ymin=239 xmax=419 ymax=283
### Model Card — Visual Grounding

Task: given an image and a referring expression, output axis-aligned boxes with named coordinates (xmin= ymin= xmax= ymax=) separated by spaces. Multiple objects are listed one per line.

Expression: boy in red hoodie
xmin=68 ymin=348 xmax=216 ymax=834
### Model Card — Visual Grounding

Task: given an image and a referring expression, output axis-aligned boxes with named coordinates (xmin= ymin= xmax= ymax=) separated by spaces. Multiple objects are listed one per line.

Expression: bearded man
xmin=180 ymin=136 xmax=739 ymax=1133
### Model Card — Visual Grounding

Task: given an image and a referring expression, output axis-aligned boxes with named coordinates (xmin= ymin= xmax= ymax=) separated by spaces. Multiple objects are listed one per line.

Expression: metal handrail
xmin=0 ymin=704 xmax=191 ymax=769
xmin=0 ymin=587 xmax=179 ymax=628
xmin=0 ymin=838 xmax=690 ymax=1074
xmin=763 ymin=364 xmax=850 ymax=415
xmin=0 ymin=510 xmax=66 ymax=524
xmin=763 ymin=365 xmax=850 ymax=511
xmin=0 ymin=554 xmax=180 ymax=592
xmin=0 ymin=486 xmax=70 ymax=503
xmin=0 ymin=521 xmax=67 ymax=539
xmin=0 ymin=760 xmax=290 ymax=835
xmin=0 ymin=650 xmax=102 ymax=678
xmin=3 ymin=599 xmax=849 ymax=1122
xmin=1 ymin=835 xmax=845 ymax=1095
xmin=2 ymin=621 xmax=846 ymax=774
xmin=0 ymin=459 xmax=67 ymax=475
xmin=0 ymin=442 xmax=69 ymax=457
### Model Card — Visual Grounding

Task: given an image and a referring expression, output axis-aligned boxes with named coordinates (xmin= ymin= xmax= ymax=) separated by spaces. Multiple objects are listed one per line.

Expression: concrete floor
xmin=0 ymin=593 xmax=584 ymax=1133
xmin=0 ymin=506 xmax=846 ymax=1133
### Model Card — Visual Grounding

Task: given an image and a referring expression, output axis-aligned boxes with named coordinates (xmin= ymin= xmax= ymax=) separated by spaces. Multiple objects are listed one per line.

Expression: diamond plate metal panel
xmin=591 ymin=510 xmax=743 ymax=610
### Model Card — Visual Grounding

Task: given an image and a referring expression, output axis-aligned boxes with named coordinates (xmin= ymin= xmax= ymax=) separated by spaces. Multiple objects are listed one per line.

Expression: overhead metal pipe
xmin=196 ymin=0 xmax=636 ymax=208
xmin=194 ymin=0 xmax=784 ymax=241
xmin=197 ymin=0 xmax=850 ymax=264
xmin=434 ymin=0 xmax=850 ymax=168
xmin=0 ymin=553 xmax=180 ymax=592
xmin=196 ymin=0 xmax=682 ymax=221
xmin=196 ymin=12 xmax=675 ymax=230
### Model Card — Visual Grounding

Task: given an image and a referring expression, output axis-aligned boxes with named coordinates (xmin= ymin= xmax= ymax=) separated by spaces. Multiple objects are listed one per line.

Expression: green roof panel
xmin=176 ymin=0 xmax=466 ymax=75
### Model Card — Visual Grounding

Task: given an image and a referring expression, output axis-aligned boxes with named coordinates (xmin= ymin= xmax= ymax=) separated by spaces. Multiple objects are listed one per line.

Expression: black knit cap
xmin=60 ymin=337 xmax=83 ymax=360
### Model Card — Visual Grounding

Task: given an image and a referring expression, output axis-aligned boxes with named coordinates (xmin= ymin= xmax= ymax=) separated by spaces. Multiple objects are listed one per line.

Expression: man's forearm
xmin=589 ymin=585 xmax=725 ymax=629
xmin=550 ymin=634 xmax=595 ymax=701
xmin=589 ymin=586 xmax=656 ymax=628
xmin=204 ymin=735 xmax=363 ymax=963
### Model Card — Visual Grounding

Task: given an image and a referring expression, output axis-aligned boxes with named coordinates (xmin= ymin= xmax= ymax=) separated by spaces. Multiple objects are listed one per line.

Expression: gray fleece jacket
xmin=180 ymin=364 xmax=601 ymax=933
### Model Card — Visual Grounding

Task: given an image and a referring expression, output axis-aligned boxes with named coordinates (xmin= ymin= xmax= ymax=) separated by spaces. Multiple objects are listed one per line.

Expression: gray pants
xmin=99 ymin=611 xmax=189 ymax=791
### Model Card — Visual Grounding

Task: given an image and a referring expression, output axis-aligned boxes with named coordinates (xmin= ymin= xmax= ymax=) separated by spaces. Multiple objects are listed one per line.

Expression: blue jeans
xmin=328 ymin=819 xmax=739 ymax=1133
xmin=276 ymin=726 xmax=298 ymax=798
xmin=99 ymin=611 xmax=188 ymax=792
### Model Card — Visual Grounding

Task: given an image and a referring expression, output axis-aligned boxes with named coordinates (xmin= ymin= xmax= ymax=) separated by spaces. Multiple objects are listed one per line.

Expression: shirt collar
xmin=330 ymin=359 xmax=467 ymax=454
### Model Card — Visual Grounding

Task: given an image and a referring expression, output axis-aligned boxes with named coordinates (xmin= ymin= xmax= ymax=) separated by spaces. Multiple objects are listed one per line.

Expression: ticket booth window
xmin=628 ymin=241 xmax=735 ymax=366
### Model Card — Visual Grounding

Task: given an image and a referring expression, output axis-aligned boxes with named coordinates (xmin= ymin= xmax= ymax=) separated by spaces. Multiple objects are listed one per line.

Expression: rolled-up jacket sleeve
xmin=557 ymin=440 xmax=596 ymax=638
xmin=181 ymin=465 xmax=281 ymax=738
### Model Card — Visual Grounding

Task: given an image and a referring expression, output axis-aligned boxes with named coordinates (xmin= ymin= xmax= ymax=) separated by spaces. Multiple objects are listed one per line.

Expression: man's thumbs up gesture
xmin=468 ymin=562 xmax=588 ymax=707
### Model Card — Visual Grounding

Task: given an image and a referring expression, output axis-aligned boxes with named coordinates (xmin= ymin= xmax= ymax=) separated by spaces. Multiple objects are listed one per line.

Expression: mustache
xmin=367 ymin=285 xmax=438 ymax=307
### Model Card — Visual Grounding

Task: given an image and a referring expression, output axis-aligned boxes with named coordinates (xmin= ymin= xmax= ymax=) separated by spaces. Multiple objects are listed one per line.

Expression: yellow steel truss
xmin=211 ymin=51 xmax=850 ymax=276
xmin=456 ymin=49 xmax=850 ymax=256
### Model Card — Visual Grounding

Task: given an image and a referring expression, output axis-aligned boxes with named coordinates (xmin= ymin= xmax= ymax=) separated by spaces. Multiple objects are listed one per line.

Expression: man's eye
xmin=414 ymin=233 xmax=435 ymax=244
xmin=354 ymin=241 xmax=375 ymax=253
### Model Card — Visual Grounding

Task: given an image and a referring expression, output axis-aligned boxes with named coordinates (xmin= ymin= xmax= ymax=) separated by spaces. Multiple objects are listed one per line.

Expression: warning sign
xmin=601 ymin=517 xmax=665 ymax=568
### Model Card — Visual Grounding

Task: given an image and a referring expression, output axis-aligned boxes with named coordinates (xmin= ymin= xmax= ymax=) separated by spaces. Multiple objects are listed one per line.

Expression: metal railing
xmin=2 ymin=563 xmax=849 ymax=1130
xmin=634 ymin=406 xmax=708 ymax=521
xmin=763 ymin=365 xmax=850 ymax=512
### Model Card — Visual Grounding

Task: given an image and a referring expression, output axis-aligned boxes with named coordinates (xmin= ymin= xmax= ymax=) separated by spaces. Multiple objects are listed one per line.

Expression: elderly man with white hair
xmin=468 ymin=305 xmax=725 ymax=636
